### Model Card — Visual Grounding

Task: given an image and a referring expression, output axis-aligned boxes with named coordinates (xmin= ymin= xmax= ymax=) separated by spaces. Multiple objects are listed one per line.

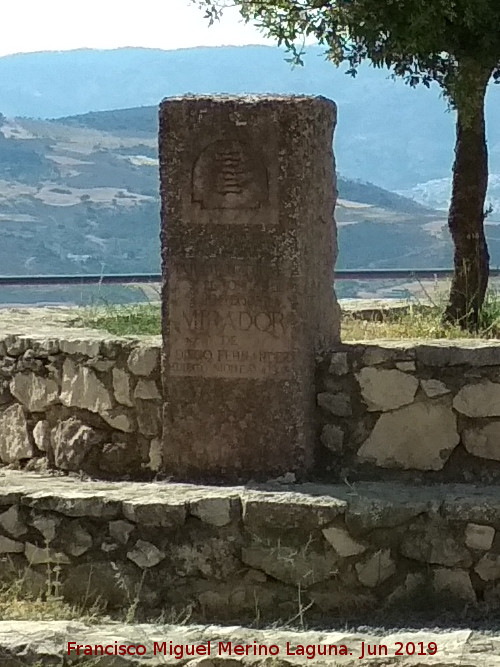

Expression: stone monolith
xmin=159 ymin=95 xmax=339 ymax=481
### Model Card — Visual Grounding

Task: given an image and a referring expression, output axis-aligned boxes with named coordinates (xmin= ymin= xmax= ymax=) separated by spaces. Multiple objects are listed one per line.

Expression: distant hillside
xmin=0 ymin=108 xmax=466 ymax=279
xmin=0 ymin=46 xmax=499 ymax=192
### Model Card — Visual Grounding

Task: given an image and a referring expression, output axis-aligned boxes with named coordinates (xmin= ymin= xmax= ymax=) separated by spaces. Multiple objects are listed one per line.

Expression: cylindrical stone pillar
xmin=159 ymin=95 xmax=340 ymax=482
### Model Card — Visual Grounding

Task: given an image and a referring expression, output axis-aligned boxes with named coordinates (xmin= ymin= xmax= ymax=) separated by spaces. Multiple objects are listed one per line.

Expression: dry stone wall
xmin=2 ymin=470 xmax=500 ymax=625
xmin=0 ymin=331 xmax=162 ymax=478
xmin=317 ymin=340 xmax=500 ymax=483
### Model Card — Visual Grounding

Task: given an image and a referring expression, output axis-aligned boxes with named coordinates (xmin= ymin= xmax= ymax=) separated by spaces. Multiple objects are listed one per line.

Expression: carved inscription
xmin=192 ymin=140 xmax=268 ymax=210
xmin=169 ymin=263 xmax=295 ymax=379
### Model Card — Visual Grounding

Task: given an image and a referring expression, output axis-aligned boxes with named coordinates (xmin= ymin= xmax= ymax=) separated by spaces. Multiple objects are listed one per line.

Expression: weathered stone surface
xmin=362 ymin=343 xmax=415 ymax=366
xmin=0 ymin=506 xmax=27 ymax=538
xmin=0 ymin=404 xmax=33 ymax=463
xmin=169 ymin=537 xmax=239 ymax=579
xmin=50 ymin=418 xmax=101 ymax=471
xmin=356 ymin=367 xmax=418 ymax=412
xmin=127 ymin=346 xmax=160 ymax=377
xmin=136 ymin=400 xmax=161 ymax=437
xmin=0 ymin=535 xmax=24 ymax=553
xmin=66 ymin=523 xmax=93 ymax=556
xmin=127 ymin=539 xmax=165 ymax=568
xmin=421 ymin=378 xmax=450 ymax=398
xmin=112 ymin=366 xmax=134 ymax=407
xmin=109 ymin=519 xmax=134 ymax=544
xmin=454 ymin=380 xmax=500 ymax=417
xmin=190 ymin=496 xmax=235 ymax=527
xmin=122 ymin=500 xmax=186 ymax=527
xmin=320 ymin=424 xmax=344 ymax=453
xmin=101 ymin=409 xmax=135 ymax=433
xmin=417 ymin=341 xmax=500 ymax=367
xmin=322 ymin=525 xmax=366 ymax=557
xmin=62 ymin=563 xmax=134 ymax=607
xmin=160 ymin=95 xmax=339 ymax=481
xmin=317 ymin=392 xmax=352 ymax=417
xmin=243 ymin=495 xmax=346 ymax=535
xmin=148 ymin=438 xmax=163 ymax=471
xmin=463 ymin=422 xmax=500 ymax=462
xmin=25 ymin=542 xmax=70 ymax=565
xmin=355 ymin=549 xmax=395 ymax=587
xmin=401 ymin=521 xmax=472 ymax=567
xmin=329 ymin=351 xmax=349 ymax=376
xmin=31 ymin=514 xmax=59 ymax=542
xmin=0 ymin=621 xmax=494 ymax=667
xmin=59 ymin=337 xmax=102 ymax=357
xmin=32 ymin=419 xmax=51 ymax=452
xmin=465 ymin=523 xmax=495 ymax=551
xmin=242 ymin=541 xmax=338 ymax=587
xmin=60 ymin=358 xmax=112 ymax=414
xmin=134 ymin=379 xmax=161 ymax=400
xmin=475 ymin=553 xmax=500 ymax=581
xmin=357 ymin=400 xmax=459 ymax=470
xmin=433 ymin=568 xmax=476 ymax=603
xmin=10 ymin=372 xmax=59 ymax=411
xmin=396 ymin=361 xmax=416 ymax=372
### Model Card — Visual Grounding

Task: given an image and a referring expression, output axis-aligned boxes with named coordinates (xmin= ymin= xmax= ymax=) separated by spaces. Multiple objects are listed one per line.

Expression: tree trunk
xmin=444 ymin=67 xmax=491 ymax=329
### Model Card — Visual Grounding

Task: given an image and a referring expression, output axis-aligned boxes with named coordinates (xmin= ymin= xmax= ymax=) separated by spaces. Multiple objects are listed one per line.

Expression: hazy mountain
xmin=0 ymin=108 xmax=459 ymax=283
xmin=0 ymin=45 xmax=499 ymax=193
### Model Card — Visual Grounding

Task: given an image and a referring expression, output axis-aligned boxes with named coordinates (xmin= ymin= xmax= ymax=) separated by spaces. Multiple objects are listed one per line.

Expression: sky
xmin=0 ymin=0 xmax=273 ymax=57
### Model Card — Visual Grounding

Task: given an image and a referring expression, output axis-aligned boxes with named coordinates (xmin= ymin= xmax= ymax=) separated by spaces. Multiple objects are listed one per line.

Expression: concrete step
xmin=0 ymin=620 xmax=499 ymax=666
xmin=1 ymin=469 xmax=500 ymax=627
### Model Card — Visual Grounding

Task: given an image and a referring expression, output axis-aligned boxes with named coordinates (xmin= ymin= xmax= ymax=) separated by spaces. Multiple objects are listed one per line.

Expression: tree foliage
xmin=196 ymin=0 xmax=500 ymax=105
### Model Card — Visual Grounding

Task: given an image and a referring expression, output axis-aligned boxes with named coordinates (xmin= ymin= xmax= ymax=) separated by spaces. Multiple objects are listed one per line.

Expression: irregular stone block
xmin=127 ymin=539 xmax=165 ymax=568
xmin=127 ymin=346 xmax=160 ymax=377
xmin=147 ymin=438 xmax=162 ymax=472
xmin=101 ymin=410 xmax=135 ymax=433
xmin=433 ymin=568 xmax=476 ymax=603
xmin=463 ymin=423 xmax=500 ymax=462
xmin=25 ymin=542 xmax=70 ymax=565
xmin=109 ymin=519 xmax=135 ymax=544
xmin=32 ymin=420 xmax=51 ymax=452
xmin=395 ymin=361 xmax=416 ymax=372
xmin=328 ymin=352 xmax=349 ymax=376
xmin=51 ymin=418 xmax=102 ymax=471
xmin=0 ymin=506 xmax=26 ymax=538
xmin=60 ymin=358 xmax=112 ymax=415
xmin=417 ymin=342 xmax=500 ymax=367
xmin=362 ymin=344 xmax=415 ymax=366
xmin=357 ymin=400 xmax=459 ymax=471
xmin=136 ymin=400 xmax=161 ymax=437
xmin=59 ymin=338 xmax=103 ymax=357
xmin=0 ymin=535 xmax=24 ymax=553
xmin=242 ymin=542 xmax=338 ymax=587
xmin=420 ymin=378 xmax=450 ymax=398
xmin=320 ymin=424 xmax=344 ymax=453
xmin=122 ymin=500 xmax=186 ymax=528
xmin=317 ymin=392 xmax=352 ymax=417
xmin=112 ymin=367 xmax=134 ymax=407
xmin=66 ymin=523 xmax=93 ymax=557
xmin=160 ymin=95 xmax=340 ymax=480
xmin=190 ymin=496 xmax=236 ymax=527
xmin=355 ymin=549 xmax=395 ymax=588
xmin=475 ymin=554 xmax=500 ymax=581
xmin=401 ymin=521 xmax=472 ymax=567
xmin=453 ymin=381 xmax=500 ymax=417
xmin=31 ymin=514 xmax=60 ymax=542
xmin=465 ymin=523 xmax=495 ymax=551
xmin=356 ymin=367 xmax=418 ymax=412
xmin=134 ymin=379 xmax=161 ymax=400
xmin=10 ymin=372 xmax=59 ymax=412
xmin=0 ymin=404 xmax=33 ymax=463
xmin=322 ymin=525 xmax=366 ymax=557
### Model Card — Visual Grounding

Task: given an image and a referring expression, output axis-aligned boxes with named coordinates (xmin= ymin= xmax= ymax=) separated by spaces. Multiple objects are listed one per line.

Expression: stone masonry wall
xmin=0 ymin=331 xmax=162 ymax=478
xmin=1 ymin=470 xmax=500 ymax=625
xmin=317 ymin=340 xmax=500 ymax=483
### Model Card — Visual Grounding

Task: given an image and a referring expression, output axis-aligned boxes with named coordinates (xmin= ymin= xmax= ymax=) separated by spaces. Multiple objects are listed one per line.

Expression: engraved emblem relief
xmin=192 ymin=140 xmax=268 ymax=210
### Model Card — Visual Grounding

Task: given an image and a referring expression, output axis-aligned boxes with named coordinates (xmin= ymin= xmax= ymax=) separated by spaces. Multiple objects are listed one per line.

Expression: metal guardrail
xmin=0 ymin=269 xmax=500 ymax=286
